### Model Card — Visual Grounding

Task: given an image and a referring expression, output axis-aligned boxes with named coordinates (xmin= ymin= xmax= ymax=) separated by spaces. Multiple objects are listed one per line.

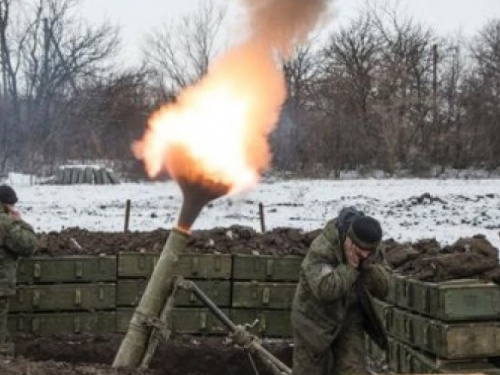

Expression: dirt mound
xmin=35 ymin=226 xmax=319 ymax=256
xmin=383 ymin=235 xmax=500 ymax=282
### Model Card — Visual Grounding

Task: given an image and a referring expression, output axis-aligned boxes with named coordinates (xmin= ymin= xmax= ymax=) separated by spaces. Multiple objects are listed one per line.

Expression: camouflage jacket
xmin=291 ymin=219 xmax=390 ymax=354
xmin=0 ymin=211 xmax=36 ymax=296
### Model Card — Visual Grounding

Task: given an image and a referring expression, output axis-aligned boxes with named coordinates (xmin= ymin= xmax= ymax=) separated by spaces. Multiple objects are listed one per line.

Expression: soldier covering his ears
xmin=291 ymin=207 xmax=391 ymax=375
xmin=0 ymin=185 xmax=36 ymax=356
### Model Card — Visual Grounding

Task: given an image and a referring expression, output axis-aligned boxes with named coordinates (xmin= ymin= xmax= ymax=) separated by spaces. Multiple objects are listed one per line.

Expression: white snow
xmin=4 ymin=173 xmax=500 ymax=251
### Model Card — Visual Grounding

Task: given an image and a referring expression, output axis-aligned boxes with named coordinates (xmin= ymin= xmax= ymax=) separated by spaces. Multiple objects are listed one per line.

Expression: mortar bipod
xmin=141 ymin=277 xmax=292 ymax=375
xmin=139 ymin=276 xmax=181 ymax=369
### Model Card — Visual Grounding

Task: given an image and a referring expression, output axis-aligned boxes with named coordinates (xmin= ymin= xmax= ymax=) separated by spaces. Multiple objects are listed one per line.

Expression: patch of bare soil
xmin=5 ymin=334 xmax=292 ymax=375
xmin=0 ymin=356 xmax=156 ymax=375
xmin=5 ymin=226 xmax=499 ymax=374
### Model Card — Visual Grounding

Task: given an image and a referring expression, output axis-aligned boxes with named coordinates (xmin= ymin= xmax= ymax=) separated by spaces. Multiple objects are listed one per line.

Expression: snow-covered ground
xmin=4 ymin=175 xmax=500 ymax=250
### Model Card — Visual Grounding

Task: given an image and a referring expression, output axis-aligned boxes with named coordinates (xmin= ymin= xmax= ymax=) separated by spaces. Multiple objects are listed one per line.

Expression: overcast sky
xmin=79 ymin=0 xmax=500 ymax=66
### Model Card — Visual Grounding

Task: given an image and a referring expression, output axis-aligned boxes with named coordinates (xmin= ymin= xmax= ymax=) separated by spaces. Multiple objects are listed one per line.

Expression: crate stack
xmin=9 ymin=253 xmax=301 ymax=337
xmin=10 ymin=255 xmax=117 ymax=334
xmin=115 ymin=252 xmax=232 ymax=336
xmin=230 ymin=254 xmax=302 ymax=337
xmin=16 ymin=252 xmax=500 ymax=375
xmin=368 ymin=273 xmax=500 ymax=373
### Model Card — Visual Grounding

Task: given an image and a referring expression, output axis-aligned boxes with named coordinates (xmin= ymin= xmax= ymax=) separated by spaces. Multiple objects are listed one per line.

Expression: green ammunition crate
xmin=17 ymin=256 xmax=117 ymax=284
xmin=8 ymin=311 xmax=116 ymax=334
xmin=393 ymin=273 xmax=412 ymax=310
xmin=392 ymin=307 xmax=500 ymax=359
xmin=116 ymin=307 xmax=228 ymax=335
xmin=405 ymin=278 xmax=500 ymax=321
xmin=372 ymin=297 xmax=393 ymax=332
xmin=230 ymin=309 xmax=292 ymax=337
xmin=117 ymin=252 xmax=158 ymax=278
xmin=118 ymin=253 xmax=231 ymax=279
xmin=232 ymin=282 xmax=296 ymax=309
xmin=116 ymin=279 xmax=231 ymax=307
xmin=384 ymin=271 xmax=397 ymax=304
xmin=387 ymin=337 xmax=400 ymax=373
xmin=10 ymin=283 xmax=116 ymax=312
xmin=170 ymin=307 xmax=229 ymax=335
xmin=396 ymin=339 xmax=500 ymax=374
xmin=232 ymin=255 xmax=302 ymax=281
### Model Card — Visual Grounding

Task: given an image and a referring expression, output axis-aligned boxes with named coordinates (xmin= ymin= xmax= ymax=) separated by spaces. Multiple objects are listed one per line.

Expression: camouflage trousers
xmin=0 ymin=296 xmax=13 ymax=356
xmin=292 ymin=318 xmax=369 ymax=375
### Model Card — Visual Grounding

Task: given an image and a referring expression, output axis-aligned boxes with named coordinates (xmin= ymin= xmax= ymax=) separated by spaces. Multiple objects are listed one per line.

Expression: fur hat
xmin=347 ymin=215 xmax=382 ymax=250
xmin=0 ymin=185 xmax=18 ymax=205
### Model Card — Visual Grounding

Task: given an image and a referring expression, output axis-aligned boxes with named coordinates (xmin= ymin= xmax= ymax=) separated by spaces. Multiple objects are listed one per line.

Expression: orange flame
xmin=133 ymin=0 xmax=330 ymax=196
xmin=133 ymin=42 xmax=286 ymax=194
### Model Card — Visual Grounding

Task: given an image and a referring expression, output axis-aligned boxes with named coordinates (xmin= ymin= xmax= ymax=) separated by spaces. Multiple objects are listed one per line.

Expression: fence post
xmin=124 ymin=199 xmax=131 ymax=232
xmin=259 ymin=202 xmax=266 ymax=233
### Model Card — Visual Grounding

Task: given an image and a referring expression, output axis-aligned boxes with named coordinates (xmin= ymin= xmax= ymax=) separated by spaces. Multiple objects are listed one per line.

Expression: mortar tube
xmin=112 ymin=227 xmax=189 ymax=368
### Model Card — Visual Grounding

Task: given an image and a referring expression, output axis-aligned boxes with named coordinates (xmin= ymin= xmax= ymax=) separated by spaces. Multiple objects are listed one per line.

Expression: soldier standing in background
xmin=291 ymin=207 xmax=391 ymax=375
xmin=0 ymin=185 xmax=36 ymax=356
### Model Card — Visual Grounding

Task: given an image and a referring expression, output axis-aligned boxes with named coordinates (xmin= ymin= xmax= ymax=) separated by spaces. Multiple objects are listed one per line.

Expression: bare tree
xmin=0 ymin=0 xmax=119 ymax=173
xmin=0 ymin=0 xmax=18 ymax=99
xmin=296 ymin=3 xmax=446 ymax=174
xmin=272 ymin=40 xmax=324 ymax=170
xmin=460 ymin=19 xmax=500 ymax=168
xmin=142 ymin=0 xmax=226 ymax=93
xmin=370 ymin=3 xmax=440 ymax=166
xmin=436 ymin=38 xmax=467 ymax=168
xmin=0 ymin=0 xmax=24 ymax=168
xmin=59 ymin=70 xmax=151 ymax=173
xmin=316 ymin=13 xmax=381 ymax=171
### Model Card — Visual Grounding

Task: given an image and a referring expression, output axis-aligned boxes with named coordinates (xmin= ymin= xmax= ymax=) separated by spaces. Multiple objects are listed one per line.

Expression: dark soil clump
xmin=383 ymin=234 xmax=500 ymax=282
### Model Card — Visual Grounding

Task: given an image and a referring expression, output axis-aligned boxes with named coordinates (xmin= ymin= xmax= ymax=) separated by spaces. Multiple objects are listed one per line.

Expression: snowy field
xmin=4 ymin=175 xmax=500 ymax=251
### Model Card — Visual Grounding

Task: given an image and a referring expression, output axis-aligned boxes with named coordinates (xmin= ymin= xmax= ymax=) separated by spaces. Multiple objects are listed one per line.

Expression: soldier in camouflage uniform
xmin=291 ymin=207 xmax=391 ymax=375
xmin=0 ymin=185 xmax=36 ymax=356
